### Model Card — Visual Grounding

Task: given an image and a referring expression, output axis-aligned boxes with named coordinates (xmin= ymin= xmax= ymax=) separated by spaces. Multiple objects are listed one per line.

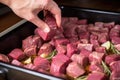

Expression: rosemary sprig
xmin=102 ymin=41 xmax=120 ymax=54
xmin=75 ymin=75 xmax=87 ymax=80
xmin=101 ymin=61 xmax=111 ymax=76
xmin=46 ymin=50 xmax=57 ymax=60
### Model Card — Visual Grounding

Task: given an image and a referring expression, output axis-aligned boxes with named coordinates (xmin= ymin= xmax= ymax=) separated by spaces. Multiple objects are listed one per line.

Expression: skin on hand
xmin=1 ymin=0 xmax=61 ymax=30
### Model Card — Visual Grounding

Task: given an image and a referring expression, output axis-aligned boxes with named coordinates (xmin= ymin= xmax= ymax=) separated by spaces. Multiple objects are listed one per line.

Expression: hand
xmin=7 ymin=0 xmax=61 ymax=30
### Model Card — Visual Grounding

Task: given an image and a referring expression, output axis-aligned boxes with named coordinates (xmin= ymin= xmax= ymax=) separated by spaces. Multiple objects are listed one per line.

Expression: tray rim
xmin=0 ymin=19 xmax=27 ymax=38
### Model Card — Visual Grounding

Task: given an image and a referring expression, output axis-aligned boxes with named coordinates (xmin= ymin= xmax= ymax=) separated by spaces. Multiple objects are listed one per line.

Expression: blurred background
xmin=0 ymin=0 xmax=120 ymax=32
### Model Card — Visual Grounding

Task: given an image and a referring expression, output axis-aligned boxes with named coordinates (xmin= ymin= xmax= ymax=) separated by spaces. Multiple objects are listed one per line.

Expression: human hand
xmin=7 ymin=0 xmax=61 ymax=30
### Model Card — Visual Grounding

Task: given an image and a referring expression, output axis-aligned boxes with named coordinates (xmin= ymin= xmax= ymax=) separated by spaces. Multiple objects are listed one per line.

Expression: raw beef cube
xmin=80 ymin=39 xmax=89 ymax=44
xmin=55 ymin=38 xmax=69 ymax=46
xmin=87 ymin=71 xmax=107 ymax=80
xmin=109 ymin=27 xmax=120 ymax=39
xmin=44 ymin=11 xmax=57 ymax=28
xmin=111 ymin=37 xmax=120 ymax=45
xmin=103 ymin=22 xmax=115 ymax=29
xmin=105 ymin=54 xmax=120 ymax=65
xmin=35 ymin=12 xmax=57 ymax=41
xmin=8 ymin=48 xmax=25 ymax=61
xmin=95 ymin=22 xmax=104 ymax=27
xmin=98 ymin=33 xmax=108 ymax=44
xmin=110 ymin=60 xmax=120 ymax=72
xmin=61 ymin=17 xmax=69 ymax=26
xmin=77 ymin=43 xmax=93 ymax=51
xmin=110 ymin=71 xmax=120 ymax=80
xmin=89 ymin=51 xmax=105 ymax=64
xmin=78 ymin=31 xmax=90 ymax=40
xmin=63 ymin=23 xmax=78 ymax=38
xmin=114 ymin=44 xmax=120 ymax=51
xmin=95 ymin=46 xmax=106 ymax=53
xmin=90 ymin=34 xmax=98 ymax=40
xmin=0 ymin=54 xmax=9 ymax=62
xmin=24 ymin=63 xmax=37 ymax=70
xmin=80 ymin=48 xmax=92 ymax=58
xmin=50 ymin=54 xmax=70 ymax=77
xmin=77 ymin=19 xmax=87 ymax=25
xmin=68 ymin=37 xmax=79 ymax=43
xmin=67 ymin=43 xmax=78 ymax=57
xmin=38 ymin=43 xmax=54 ymax=57
xmin=90 ymin=39 xmax=100 ymax=48
xmin=34 ymin=27 xmax=56 ymax=41
xmin=33 ymin=56 xmax=50 ymax=71
xmin=56 ymin=44 xmax=67 ymax=54
xmin=22 ymin=35 xmax=42 ymax=50
xmin=69 ymin=17 xmax=78 ymax=23
xmin=76 ymin=25 xmax=88 ymax=33
xmin=53 ymin=28 xmax=64 ymax=39
xmin=71 ymin=54 xmax=89 ymax=67
xmin=24 ymin=45 xmax=37 ymax=56
xmin=66 ymin=62 xmax=85 ymax=78
xmin=11 ymin=59 xmax=23 ymax=66
xmin=89 ymin=63 xmax=104 ymax=73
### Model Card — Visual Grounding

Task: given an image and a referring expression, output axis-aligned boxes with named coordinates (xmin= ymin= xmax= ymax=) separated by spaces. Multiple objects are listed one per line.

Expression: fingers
xmin=46 ymin=0 xmax=61 ymax=27
xmin=29 ymin=14 xmax=50 ymax=32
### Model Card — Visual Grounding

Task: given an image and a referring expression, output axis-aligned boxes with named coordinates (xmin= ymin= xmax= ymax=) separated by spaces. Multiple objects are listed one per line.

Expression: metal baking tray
xmin=0 ymin=6 xmax=120 ymax=80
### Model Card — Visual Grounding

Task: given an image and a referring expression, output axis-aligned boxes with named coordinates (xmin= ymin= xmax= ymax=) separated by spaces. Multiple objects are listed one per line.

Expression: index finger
xmin=46 ymin=1 xmax=61 ymax=27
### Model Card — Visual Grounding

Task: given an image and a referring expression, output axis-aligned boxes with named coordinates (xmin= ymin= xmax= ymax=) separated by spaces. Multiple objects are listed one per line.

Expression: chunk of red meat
xmin=87 ymin=71 xmax=107 ymax=80
xmin=80 ymin=39 xmax=89 ymax=44
xmin=71 ymin=54 xmax=89 ymax=67
xmin=76 ymin=25 xmax=88 ymax=33
xmin=88 ymin=25 xmax=102 ymax=32
xmin=33 ymin=56 xmax=50 ymax=71
xmin=24 ymin=45 xmax=37 ymax=56
xmin=50 ymin=54 xmax=70 ymax=77
xmin=66 ymin=43 xmax=78 ymax=57
xmin=103 ymin=22 xmax=115 ymax=29
xmin=55 ymin=38 xmax=69 ymax=46
xmin=90 ymin=39 xmax=100 ymax=48
xmin=35 ymin=12 xmax=57 ymax=41
xmin=89 ymin=63 xmax=104 ymax=73
xmin=89 ymin=51 xmax=105 ymax=64
xmin=63 ymin=23 xmax=78 ymax=38
xmin=22 ymin=35 xmax=42 ymax=50
xmin=56 ymin=45 xmax=67 ymax=54
xmin=109 ymin=27 xmax=120 ymax=39
xmin=0 ymin=54 xmax=9 ymax=62
xmin=77 ymin=19 xmax=87 ymax=25
xmin=11 ymin=59 xmax=23 ymax=67
xmin=8 ymin=48 xmax=25 ymax=61
xmin=24 ymin=63 xmax=37 ymax=70
xmin=110 ymin=71 xmax=120 ymax=80
xmin=80 ymin=48 xmax=92 ymax=58
xmin=69 ymin=17 xmax=78 ymax=23
xmin=66 ymin=62 xmax=85 ymax=78
xmin=78 ymin=31 xmax=90 ymax=40
xmin=105 ymin=54 xmax=120 ymax=65
xmin=98 ymin=33 xmax=108 ymax=44
xmin=95 ymin=22 xmax=104 ymax=27
xmin=53 ymin=28 xmax=64 ymax=39
xmin=61 ymin=17 xmax=69 ymax=26
xmin=34 ymin=27 xmax=56 ymax=41
xmin=68 ymin=37 xmax=79 ymax=43
xmin=77 ymin=43 xmax=93 ymax=51
xmin=90 ymin=34 xmax=98 ymax=40
xmin=95 ymin=46 xmax=106 ymax=53
xmin=38 ymin=43 xmax=53 ymax=57
xmin=110 ymin=60 xmax=120 ymax=72
xmin=114 ymin=44 xmax=120 ymax=51
xmin=111 ymin=37 xmax=120 ymax=45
